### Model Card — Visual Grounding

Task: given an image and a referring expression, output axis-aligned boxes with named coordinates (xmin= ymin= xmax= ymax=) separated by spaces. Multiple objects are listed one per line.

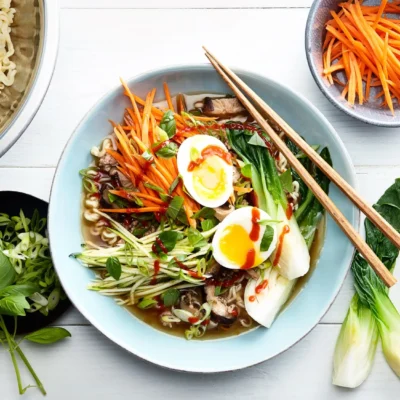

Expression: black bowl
xmin=0 ymin=191 xmax=71 ymax=334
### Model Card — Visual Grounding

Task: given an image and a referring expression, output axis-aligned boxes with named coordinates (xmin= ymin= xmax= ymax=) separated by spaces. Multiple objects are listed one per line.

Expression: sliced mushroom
xmin=205 ymin=285 xmax=237 ymax=325
xmin=176 ymin=93 xmax=187 ymax=114
xmin=98 ymin=153 xmax=118 ymax=172
xmin=202 ymin=97 xmax=247 ymax=119
xmin=180 ymin=289 xmax=203 ymax=315
xmin=214 ymin=204 xmax=235 ymax=222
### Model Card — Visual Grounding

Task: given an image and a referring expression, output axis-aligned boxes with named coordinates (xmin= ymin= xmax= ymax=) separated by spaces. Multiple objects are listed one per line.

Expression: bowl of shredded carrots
xmin=306 ymin=0 xmax=400 ymax=126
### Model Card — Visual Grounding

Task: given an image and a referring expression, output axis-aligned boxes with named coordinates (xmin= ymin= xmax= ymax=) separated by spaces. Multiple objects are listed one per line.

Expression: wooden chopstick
xmin=204 ymin=47 xmax=397 ymax=288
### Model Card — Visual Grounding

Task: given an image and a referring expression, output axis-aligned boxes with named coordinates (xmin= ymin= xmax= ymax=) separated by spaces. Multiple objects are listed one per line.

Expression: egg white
xmin=177 ymin=135 xmax=233 ymax=208
xmin=211 ymin=206 xmax=278 ymax=270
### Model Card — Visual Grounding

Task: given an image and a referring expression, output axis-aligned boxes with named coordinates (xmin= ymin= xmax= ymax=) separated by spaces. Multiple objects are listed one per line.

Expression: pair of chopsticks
xmin=203 ymin=46 xmax=398 ymax=288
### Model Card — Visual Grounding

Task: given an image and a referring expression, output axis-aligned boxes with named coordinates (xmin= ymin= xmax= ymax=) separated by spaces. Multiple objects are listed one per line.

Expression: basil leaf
xmin=167 ymin=196 xmax=184 ymax=220
xmin=0 ymin=252 xmax=15 ymax=290
xmin=214 ymin=286 xmax=222 ymax=296
xmin=192 ymin=207 xmax=216 ymax=219
xmin=155 ymin=231 xmax=183 ymax=254
xmin=138 ymin=298 xmax=158 ymax=309
xmin=201 ymin=218 xmax=218 ymax=231
xmin=187 ymin=228 xmax=207 ymax=248
xmin=169 ymin=175 xmax=181 ymax=195
xmin=156 ymin=142 xmax=178 ymax=159
xmin=160 ymin=110 xmax=176 ymax=139
xmin=0 ymin=283 xmax=39 ymax=297
xmin=24 ymin=327 xmax=71 ymax=344
xmin=241 ymin=164 xmax=253 ymax=178
xmin=280 ymin=168 xmax=293 ymax=193
xmin=0 ymin=295 xmax=30 ymax=316
xmin=106 ymin=257 xmax=122 ymax=280
xmin=260 ymin=225 xmax=275 ymax=252
xmin=161 ymin=289 xmax=180 ymax=307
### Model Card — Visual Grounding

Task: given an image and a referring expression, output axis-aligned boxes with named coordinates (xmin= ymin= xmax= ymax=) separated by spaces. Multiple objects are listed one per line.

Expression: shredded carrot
xmin=233 ymin=186 xmax=253 ymax=194
xmin=322 ymin=0 xmax=399 ymax=114
xmin=163 ymin=82 xmax=175 ymax=112
xmin=99 ymin=207 xmax=166 ymax=214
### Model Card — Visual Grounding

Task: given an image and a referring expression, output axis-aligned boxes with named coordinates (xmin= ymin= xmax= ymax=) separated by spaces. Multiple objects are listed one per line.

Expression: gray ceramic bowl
xmin=305 ymin=0 xmax=400 ymax=127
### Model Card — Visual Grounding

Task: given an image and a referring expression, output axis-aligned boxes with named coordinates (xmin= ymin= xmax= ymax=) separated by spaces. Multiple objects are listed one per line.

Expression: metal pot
xmin=0 ymin=0 xmax=59 ymax=156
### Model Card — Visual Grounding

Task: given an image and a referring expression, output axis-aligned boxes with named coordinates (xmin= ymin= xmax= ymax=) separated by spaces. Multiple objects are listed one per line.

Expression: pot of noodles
xmin=0 ymin=0 xmax=58 ymax=156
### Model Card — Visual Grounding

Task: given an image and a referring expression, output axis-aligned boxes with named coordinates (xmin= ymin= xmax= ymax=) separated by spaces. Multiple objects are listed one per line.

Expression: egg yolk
xmin=219 ymin=224 xmax=263 ymax=268
xmin=192 ymin=156 xmax=227 ymax=200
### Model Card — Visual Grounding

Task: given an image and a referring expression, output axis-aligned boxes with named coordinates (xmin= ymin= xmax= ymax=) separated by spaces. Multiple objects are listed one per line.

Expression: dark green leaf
xmin=167 ymin=196 xmax=184 ymax=220
xmin=106 ymin=257 xmax=122 ymax=280
xmin=24 ymin=327 xmax=71 ymax=344
xmin=0 ymin=283 xmax=39 ymax=297
xmin=187 ymin=228 xmax=207 ymax=248
xmin=260 ymin=225 xmax=275 ymax=252
xmin=169 ymin=175 xmax=181 ymax=195
xmin=201 ymin=218 xmax=218 ymax=231
xmin=138 ymin=298 xmax=158 ymax=309
xmin=0 ymin=252 xmax=15 ymax=290
xmin=192 ymin=207 xmax=216 ymax=219
xmin=0 ymin=295 xmax=30 ymax=316
xmin=280 ymin=169 xmax=293 ymax=193
xmin=160 ymin=110 xmax=176 ymax=139
xmin=155 ymin=231 xmax=183 ymax=254
xmin=161 ymin=289 xmax=180 ymax=307
xmin=156 ymin=142 xmax=178 ymax=159
xmin=144 ymin=182 xmax=165 ymax=193
xmin=214 ymin=286 xmax=222 ymax=296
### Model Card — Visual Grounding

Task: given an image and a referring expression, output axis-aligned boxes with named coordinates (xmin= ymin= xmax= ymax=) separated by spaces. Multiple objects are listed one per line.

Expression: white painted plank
xmin=1 ymin=8 xmax=400 ymax=168
xmin=60 ymin=0 xmax=313 ymax=9
xmin=1 ymin=325 xmax=398 ymax=400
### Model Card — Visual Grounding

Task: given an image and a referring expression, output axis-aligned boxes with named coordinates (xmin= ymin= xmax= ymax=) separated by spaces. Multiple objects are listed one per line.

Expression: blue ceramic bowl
xmin=49 ymin=65 xmax=358 ymax=372
xmin=305 ymin=0 xmax=400 ymax=127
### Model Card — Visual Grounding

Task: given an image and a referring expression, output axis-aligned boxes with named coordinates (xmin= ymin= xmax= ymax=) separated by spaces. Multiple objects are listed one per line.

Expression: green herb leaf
xmin=0 ymin=295 xmax=30 ymax=316
xmin=159 ymin=193 xmax=172 ymax=203
xmin=214 ymin=286 xmax=222 ymax=296
xmin=201 ymin=218 xmax=218 ymax=231
xmin=160 ymin=110 xmax=176 ymax=139
xmin=169 ymin=175 xmax=181 ymax=195
xmin=156 ymin=142 xmax=178 ymax=159
xmin=240 ymin=164 xmax=253 ymax=178
xmin=280 ymin=168 xmax=293 ymax=193
xmin=167 ymin=196 xmax=184 ymax=220
xmin=0 ymin=283 xmax=39 ymax=298
xmin=0 ymin=252 xmax=15 ymax=290
xmin=187 ymin=228 xmax=207 ymax=248
xmin=144 ymin=182 xmax=165 ymax=193
xmin=192 ymin=207 xmax=216 ymax=219
xmin=258 ymin=219 xmax=282 ymax=226
xmin=155 ymin=231 xmax=183 ymax=254
xmin=138 ymin=298 xmax=158 ymax=309
xmin=161 ymin=288 xmax=180 ymax=307
xmin=24 ymin=327 xmax=71 ymax=344
xmin=260 ymin=225 xmax=275 ymax=252
xmin=106 ymin=257 xmax=122 ymax=280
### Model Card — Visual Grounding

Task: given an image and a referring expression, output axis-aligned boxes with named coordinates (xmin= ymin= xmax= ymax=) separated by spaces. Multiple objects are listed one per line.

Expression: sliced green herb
xmin=161 ymin=288 xmax=180 ymax=307
xmin=192 ymin=207 xmax=216 ymax=219
xmin=24 ymin=327 xmax=71 ymax=345
xmin=167 ymin=196 xmax=184 ymax=220
xmin=160 ymin=110 xmax=176 ymax=138
xmin=106 ymin=257 xmax=122 ymax=280
xmin=260 ymin=225 xmax=275 ymax=252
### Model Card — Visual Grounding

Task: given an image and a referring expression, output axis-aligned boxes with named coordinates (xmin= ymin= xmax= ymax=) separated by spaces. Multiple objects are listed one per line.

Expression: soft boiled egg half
xmin=212 ymin=207 xmax=278 ymax=270
xmin=177 ymin=135 xmax=233 ymax=208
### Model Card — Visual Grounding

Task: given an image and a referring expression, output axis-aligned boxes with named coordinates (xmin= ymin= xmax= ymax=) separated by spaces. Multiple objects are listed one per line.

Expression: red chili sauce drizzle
xmin=241 ymin=207 xmax=261 ymax=269
xmin=152 ymin=140 xmax=170 ymax=153
xmin=187 ymin=145 xmax=232 ymax=172
xmin=255 ymin=279 xmax=269 ymax=294
xmin=285 ymin=204 xmax=293 ymax=220
xmin=152 ymin=237 xmax=168 ymax=254
xmin=151 ymin=260 xmax=160 ymax=285
xmin=206 ymin=270 xmax=245 ymax=288
xmin=273 ymin=225 xmax=291 ymax=266
xmin=188 ymin=317 xmax=199 ymax=324
xmin=248 ymin=295 xmax=257 ymax=302
xmin=172 ymin=257 xmax=204 ymax=280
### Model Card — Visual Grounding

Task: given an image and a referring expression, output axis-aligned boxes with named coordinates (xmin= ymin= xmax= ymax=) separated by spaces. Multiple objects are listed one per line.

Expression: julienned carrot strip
xmin=163 ymin=82 xmax=175 ymax=112
xmin=234 ymin=186 xmax=253 ymax=194
xmin=323 ymin=0 xmax=400 ymax=111
xmin=99 ymin=207 xmax=166 ymax=214
xmin=120 ymin=78 xmax=143 ymax=126
xmin=141 ymin=89 xmax=156 ymax=147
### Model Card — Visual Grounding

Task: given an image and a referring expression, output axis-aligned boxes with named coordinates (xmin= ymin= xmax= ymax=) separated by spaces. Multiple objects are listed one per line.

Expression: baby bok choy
xmin=226 ymin=125 xmax=309 ymax=280
xmin=333 ymin=178 xmax=400 ymax=388
xmin=226 ymin=125 xmax=331 ymax=327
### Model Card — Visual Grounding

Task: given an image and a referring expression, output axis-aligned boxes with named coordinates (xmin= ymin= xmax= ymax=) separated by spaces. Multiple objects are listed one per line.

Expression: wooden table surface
xmin=1 ymin=1 xmax=399 ymax=398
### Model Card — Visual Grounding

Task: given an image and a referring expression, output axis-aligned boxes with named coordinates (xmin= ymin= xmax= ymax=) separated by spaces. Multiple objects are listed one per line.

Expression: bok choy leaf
xmin=333 ymin=178 xmax=400 ymax=388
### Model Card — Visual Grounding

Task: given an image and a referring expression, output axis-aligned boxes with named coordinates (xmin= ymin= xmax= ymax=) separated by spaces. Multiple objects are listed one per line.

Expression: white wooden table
xmin=1 ymin=1 xmax=399 ymax=398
